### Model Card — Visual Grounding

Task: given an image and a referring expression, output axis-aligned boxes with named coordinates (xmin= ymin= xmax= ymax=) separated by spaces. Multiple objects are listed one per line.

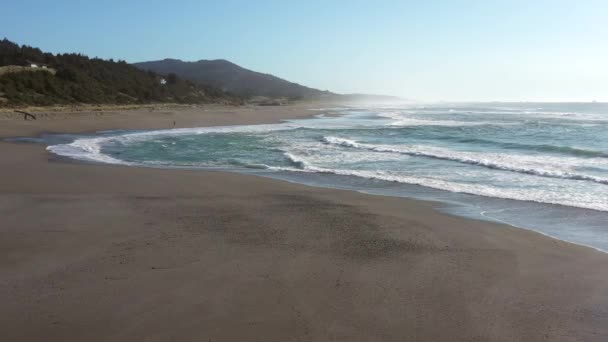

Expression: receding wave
xmin=47 ymin=123 xmax=298 ymax=163
xmin=48 ymin=136 xmax=131 ymax=164
xmin=322 ymin=136 xmax=608 ymax=185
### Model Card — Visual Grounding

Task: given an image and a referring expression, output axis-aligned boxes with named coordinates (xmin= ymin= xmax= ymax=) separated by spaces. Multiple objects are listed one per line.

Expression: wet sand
xmin=1 ymin=105 xmax=607 ymax=341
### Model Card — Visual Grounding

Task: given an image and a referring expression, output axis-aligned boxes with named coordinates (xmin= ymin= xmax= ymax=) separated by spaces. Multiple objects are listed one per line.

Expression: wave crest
xmin=322 ymin=136 xmax=608 ymax=185
xmin=280 ymin=151 xmax=607 ymax=212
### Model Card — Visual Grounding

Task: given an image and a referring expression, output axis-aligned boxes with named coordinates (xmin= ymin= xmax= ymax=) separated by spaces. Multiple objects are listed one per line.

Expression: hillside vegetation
xmin=0 ymin=39 xmax=242 ymax=107
xmin=134 ymin=58 xmax=334 ymax=100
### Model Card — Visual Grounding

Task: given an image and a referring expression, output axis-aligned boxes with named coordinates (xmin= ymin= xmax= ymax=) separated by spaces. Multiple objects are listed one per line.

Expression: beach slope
xmin=1 ymin=105 xmax=607 ymax=341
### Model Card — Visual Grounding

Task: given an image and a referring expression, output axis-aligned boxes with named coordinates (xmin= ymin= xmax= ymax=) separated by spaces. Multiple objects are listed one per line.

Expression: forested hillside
xmin=0 ymin=39 xmax=242 ymax=106
xmin=134 ymin=58 xmax=333 ymax=100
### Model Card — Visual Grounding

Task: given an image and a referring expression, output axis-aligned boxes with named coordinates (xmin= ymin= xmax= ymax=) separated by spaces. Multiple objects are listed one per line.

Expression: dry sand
xmin=1 ymin=104 xmax=607 ymax=341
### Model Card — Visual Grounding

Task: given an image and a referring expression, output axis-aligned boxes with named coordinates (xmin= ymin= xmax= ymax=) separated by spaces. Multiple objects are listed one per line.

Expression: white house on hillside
xmin=25 ymin=60 xmax=48 ymax=69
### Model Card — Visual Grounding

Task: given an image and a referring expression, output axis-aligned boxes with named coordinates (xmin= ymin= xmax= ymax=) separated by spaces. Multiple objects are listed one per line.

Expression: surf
xmin=321 ymin=136 xmax=608 ymax=186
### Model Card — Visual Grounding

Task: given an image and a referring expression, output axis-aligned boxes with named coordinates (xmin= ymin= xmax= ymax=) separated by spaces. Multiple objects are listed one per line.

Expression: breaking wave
xmin=282 ymin=151 xmax=608 ymax=212
xmin=322 ymin=136 xmax=608 ymax=185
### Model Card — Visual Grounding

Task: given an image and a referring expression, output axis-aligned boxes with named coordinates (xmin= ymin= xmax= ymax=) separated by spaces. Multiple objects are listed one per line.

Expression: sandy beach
xmin=1 ymin=104 xmax=608 ymax=342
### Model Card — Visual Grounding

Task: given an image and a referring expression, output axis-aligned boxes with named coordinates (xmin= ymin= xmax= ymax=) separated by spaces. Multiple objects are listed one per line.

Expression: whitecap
xmin=281 ymin=151 xmax=608 ymax=212
xmin=322 ymin=136 xmax=608 ymax=185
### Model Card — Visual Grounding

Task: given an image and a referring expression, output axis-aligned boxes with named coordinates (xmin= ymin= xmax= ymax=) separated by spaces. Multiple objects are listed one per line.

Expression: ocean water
xmin=44 ymin=103 xmax=608 ymax=251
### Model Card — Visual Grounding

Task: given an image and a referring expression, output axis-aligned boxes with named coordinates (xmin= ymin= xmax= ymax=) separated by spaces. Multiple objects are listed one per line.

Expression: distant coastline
xmin=1 ymin=39 xmax=405 ymax=110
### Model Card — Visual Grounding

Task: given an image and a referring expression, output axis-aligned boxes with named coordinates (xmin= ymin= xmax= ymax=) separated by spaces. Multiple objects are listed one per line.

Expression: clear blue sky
xmin=3 ymin=0 xmax=607 ymax=101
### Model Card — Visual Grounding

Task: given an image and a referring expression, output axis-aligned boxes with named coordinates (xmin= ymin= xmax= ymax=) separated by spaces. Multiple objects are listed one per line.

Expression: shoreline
xmin=2 ymin=104 xmax=608 ymax=341
xmin=27 ymin=106 xmax=608 ymax=254
xmin=274 ymin=172 xmax=608 ymax=254
xmin=0 ymin=102 xmax=330 ymax=138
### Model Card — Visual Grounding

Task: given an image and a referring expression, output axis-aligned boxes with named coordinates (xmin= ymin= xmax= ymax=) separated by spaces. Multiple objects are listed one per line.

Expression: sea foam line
xmin=322 ymin=136 xmax=608 ymax=186
xmin=376 ymin=112 xmax=498 ymax=127
xmin=47 ymin=123 xmax=298 ymax=164
xmin=280 ymin=151 xmax=608 ymax=212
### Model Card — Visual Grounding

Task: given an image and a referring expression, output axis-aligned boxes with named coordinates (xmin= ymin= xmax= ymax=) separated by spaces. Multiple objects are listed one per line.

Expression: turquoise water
xmin=46 ymin=103 xmax=608 ymax=251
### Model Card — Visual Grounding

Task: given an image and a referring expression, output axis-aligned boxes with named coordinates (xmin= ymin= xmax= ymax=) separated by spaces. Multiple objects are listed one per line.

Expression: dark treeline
xmin=0 ymin=39 xmax=243 ymax=106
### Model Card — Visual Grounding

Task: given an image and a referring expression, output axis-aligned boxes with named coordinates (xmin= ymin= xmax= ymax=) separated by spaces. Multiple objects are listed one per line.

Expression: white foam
xmin=47 ymin=136 xmax=131 ymax=165
xmin=377 ymin=108 xmax=608 ymax=126
xmin=376 ymin=112 xmax=502 ymax=127
xmin=322 ymin=136 xmax=608 ymax=185
xmin=282 ymin=152 xmax=608 ymax=212
xmin=47 ymin=123 xmax=299 ymax=164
